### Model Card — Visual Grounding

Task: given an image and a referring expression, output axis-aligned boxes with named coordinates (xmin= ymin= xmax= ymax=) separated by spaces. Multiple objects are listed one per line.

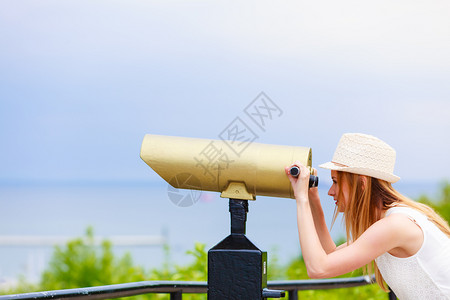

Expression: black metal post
xmin=207 ymin=199 xmax=284 ymax=299
xmin=288 ymin=290 xmax=298 ymax=300
xmin=170 ymin=291 xmax=182 ymax=300
xmin=230 ymin=199 xmax=248 ymax=235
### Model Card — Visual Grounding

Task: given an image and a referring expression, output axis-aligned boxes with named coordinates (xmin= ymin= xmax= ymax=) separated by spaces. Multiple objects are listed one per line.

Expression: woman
xmin=285 ymin=133 xmax=450 ymax=299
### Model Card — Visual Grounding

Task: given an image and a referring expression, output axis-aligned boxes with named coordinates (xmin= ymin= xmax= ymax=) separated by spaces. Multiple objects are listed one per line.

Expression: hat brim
xmin=319 ymin=161 xmax=400 ymax=183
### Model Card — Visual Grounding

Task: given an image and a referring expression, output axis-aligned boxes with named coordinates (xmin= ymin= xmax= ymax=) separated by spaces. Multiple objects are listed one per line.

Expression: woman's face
xmin=328 ymin=170 xmax=349 ymax=212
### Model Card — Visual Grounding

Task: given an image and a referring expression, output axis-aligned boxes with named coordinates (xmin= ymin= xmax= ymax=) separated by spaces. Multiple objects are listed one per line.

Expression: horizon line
xmin=0 ymin=178 xmax=446 ymax=187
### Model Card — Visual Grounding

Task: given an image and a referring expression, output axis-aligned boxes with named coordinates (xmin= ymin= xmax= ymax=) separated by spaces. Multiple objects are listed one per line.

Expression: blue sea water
xmin=0 ymin=180 xmax=441 ymax=284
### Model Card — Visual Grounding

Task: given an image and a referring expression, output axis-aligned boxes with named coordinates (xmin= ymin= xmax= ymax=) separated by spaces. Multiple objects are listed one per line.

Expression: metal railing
xmin=0 ymin=276 xmax=396 ymax=300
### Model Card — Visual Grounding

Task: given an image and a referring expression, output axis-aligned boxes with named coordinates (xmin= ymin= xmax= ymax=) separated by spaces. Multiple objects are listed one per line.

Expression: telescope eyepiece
xmin=289 ymin=166 xmax=319 ymax=188
xmin=290 ymin=166 xmax=300 ymax=177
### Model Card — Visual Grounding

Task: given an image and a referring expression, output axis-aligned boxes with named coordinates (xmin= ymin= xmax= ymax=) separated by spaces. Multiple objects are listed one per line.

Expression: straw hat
xmin=319 ymin=133 xmax=400 ymax=183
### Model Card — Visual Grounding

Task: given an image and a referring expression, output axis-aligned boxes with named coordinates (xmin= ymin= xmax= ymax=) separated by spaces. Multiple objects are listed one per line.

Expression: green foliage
xmin=149 ymin=242 xmax=207 ymax=282
xmin=418 ymin=181 xmax=450 ymax=223
xmin=1 ymin=228 xmax=207 ymax=300
xmin=267 ymin=246 xmax=284 ymax=281
xmin=147 ymin=243 xmax=207 ymax=300
xmin=40 ymin=227 xmax=147 ymax=290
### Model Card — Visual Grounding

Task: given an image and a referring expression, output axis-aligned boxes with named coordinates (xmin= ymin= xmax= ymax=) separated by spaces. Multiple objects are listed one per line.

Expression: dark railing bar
xmin=0 ymin=276 xmax=381 ymax=300
xmin=262 ymin=288 xmax=285 ymax=298
xmin=268 ymin=275 xmax=374 ymax=291
xmin=0 ymin=281 xmax=207 ymax=300
xmin=274 ymin=276 xmax=374 ymax=300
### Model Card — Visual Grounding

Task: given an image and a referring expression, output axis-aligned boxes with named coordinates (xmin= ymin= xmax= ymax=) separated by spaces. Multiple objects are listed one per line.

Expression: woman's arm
xmin=287 ymin=163 xmax=408 ymax=279
xmin=286 ymin=166 xmax=340 ymax=254
xmin=308 ymin=185 xmax=338 ymax=253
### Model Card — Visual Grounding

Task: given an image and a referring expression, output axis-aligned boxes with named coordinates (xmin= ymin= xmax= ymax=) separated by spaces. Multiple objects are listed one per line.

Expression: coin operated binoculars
xmin=140 ymin=134 xmax=318 ymax=299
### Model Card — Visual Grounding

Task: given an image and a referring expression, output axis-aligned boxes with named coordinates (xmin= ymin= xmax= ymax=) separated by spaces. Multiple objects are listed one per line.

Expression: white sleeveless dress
xmin=375 ymin=207 xmax=450 ymax=299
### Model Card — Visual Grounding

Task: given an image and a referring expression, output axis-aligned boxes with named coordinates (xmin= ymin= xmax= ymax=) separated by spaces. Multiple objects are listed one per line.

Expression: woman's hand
xmin=285 ymin=161 xmax=310 ymax=202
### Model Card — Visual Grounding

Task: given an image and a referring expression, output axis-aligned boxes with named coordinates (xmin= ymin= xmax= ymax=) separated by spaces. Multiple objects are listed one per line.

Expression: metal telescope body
xmin=140 ymin=134 xmax=313 ymax=200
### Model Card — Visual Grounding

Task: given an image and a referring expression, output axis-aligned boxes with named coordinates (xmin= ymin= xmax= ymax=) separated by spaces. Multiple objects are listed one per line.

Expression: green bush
xmin=40 ymin=227 xmax=147 ymax=290
xmin=418 ymin=181 xmax=450 ymax=223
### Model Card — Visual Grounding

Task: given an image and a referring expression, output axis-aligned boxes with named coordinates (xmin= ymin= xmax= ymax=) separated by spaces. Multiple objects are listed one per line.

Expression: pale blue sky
xmin=0 ymin=0 xmax=449 ymax=184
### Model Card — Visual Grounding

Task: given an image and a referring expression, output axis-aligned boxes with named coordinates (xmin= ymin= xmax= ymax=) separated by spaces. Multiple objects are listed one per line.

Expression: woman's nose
xmin=328 ymin=186 xmax=334 ymax=196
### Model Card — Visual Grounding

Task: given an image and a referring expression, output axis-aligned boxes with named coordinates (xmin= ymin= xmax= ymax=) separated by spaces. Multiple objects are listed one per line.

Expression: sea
xmin=0 ymin=180 xmax=441 ymax=286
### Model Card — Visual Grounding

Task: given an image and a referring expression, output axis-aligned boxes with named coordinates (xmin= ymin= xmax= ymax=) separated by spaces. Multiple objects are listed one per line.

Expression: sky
xmin=0 ymin=0 xmax=449 ymax=185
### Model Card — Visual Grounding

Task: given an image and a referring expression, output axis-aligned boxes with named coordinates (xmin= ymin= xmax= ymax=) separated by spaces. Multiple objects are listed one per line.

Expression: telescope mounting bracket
xmin=220 ymin=181 xmax=255 ymax=200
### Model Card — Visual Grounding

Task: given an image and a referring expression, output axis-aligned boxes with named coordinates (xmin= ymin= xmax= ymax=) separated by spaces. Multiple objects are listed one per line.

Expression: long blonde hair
xmin=335 ymin=171 xmax=450 ymax=292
